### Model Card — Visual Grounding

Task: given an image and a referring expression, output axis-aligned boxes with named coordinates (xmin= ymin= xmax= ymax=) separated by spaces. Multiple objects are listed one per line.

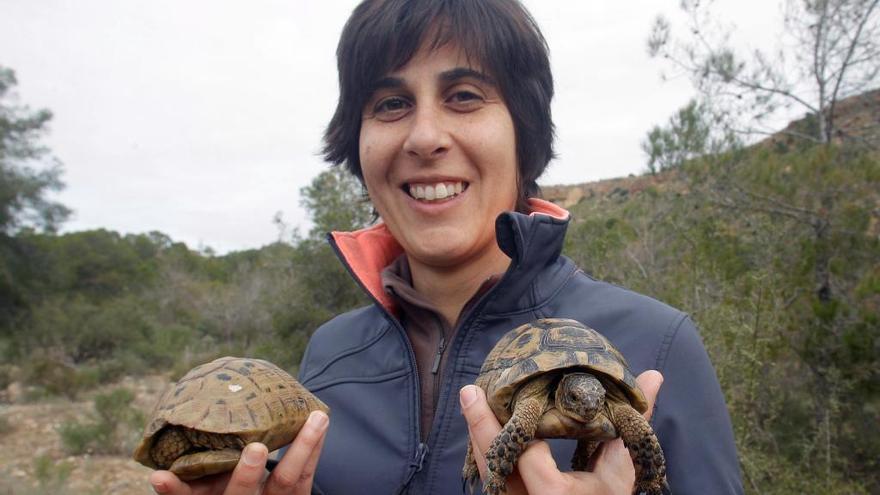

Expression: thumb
xmin=635 ymin=370 xmax=663 ymax=420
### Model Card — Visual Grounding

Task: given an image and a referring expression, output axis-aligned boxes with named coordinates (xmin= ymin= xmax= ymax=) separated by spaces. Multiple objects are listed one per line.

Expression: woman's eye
xmin=447 ymin=91 xmax=483 ymax=108
xmin=373 ymin=97 xmax=411 ymax=120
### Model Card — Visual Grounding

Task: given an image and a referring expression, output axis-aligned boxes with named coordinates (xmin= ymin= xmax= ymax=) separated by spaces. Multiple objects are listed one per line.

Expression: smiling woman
xmin=148 ymin=1 xmax=743 ymax=494
xmin=359 ymin=42 xmax=519 ymax=302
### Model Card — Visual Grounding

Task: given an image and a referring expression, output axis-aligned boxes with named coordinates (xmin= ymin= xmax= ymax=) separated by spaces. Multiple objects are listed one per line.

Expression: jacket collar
xmin=328 ymin=198 xmax=570 ymax=315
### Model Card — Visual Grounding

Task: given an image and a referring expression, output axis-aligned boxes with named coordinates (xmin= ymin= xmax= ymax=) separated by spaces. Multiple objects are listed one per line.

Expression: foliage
xmin=564 ymin=143 xmax=879 ymax=493
xmin=0 ymin=164 xmax=373 ymax=387
xmin=33 ymin=454 xmax=74 ymax=493
xmin=269 ymin=167 xmax=372 ymax=370
xmin=0 ymin=414 xmax=12 ymax=435
xmin=648 ymin=0 xmax=880 ymax=146
xmin=0 ymin=66 xmax=70 ymax=234
xmin=645 ymin=12 xmax=879 ymax=488
xmin=0 ymin=66 xmax=71 ymax=332
xmin=59 ymin=388 xmax=144 ymax=456
xmin=299 ymin=165 xmax=373 ymax=238
xmin=641 ymin=99 xmax=718 ymax=174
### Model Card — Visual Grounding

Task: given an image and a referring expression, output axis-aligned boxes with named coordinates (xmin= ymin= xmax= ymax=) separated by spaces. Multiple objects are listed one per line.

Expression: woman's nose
xmin=402 ymin=105 xmax=450 ymax=160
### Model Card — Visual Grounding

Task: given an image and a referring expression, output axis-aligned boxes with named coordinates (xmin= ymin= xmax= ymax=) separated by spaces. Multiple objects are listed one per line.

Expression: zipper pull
xmin=431 ymin=336 xmax=446 ymax=374
xmin=395 ymin=442 xmax=429 ymax=495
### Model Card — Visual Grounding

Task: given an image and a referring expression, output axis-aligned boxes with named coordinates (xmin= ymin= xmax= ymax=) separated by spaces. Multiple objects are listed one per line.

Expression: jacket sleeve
xmin=653 ymin=316 xmax=743 ymax=494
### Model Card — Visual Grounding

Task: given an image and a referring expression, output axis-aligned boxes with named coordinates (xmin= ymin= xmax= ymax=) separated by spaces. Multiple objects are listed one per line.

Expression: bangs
xmin=343 ymin=0 xmax=503 ymax=103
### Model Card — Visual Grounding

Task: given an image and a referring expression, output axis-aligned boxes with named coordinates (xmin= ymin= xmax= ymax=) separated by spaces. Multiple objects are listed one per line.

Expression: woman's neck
xmin=408 ymin=245 xmax=511 ymax=327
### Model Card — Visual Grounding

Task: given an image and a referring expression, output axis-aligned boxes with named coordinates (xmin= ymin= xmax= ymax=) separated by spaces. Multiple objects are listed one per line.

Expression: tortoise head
xmin=554 ymin=372 xmax=605 ymax=423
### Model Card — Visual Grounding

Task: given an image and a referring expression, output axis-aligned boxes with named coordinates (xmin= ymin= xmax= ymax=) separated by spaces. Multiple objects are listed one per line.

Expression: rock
xmin=6 ymin=382 xmax=24 ymax=403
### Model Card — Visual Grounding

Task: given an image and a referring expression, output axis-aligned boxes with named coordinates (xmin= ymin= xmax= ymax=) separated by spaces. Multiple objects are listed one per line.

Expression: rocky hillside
xmin=541 ymin=89 xmax=880 ymax=208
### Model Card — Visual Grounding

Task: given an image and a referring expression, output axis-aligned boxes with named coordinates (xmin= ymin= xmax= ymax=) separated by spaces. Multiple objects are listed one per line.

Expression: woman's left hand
xmin=460 ymin=370 xmax=663 ymax=495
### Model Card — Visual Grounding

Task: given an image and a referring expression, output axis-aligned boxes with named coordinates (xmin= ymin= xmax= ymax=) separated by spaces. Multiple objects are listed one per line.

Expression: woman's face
xmin=359 ymin=41 xmax=518 ymax=269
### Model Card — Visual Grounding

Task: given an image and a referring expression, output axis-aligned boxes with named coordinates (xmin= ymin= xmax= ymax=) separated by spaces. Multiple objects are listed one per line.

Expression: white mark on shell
xmin=228 ymin=384 xmax=243 ymax=393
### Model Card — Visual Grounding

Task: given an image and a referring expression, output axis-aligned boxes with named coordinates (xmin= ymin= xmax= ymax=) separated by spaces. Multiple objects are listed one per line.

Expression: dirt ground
xmin=0 ymin=375 xmax=169 ymax=495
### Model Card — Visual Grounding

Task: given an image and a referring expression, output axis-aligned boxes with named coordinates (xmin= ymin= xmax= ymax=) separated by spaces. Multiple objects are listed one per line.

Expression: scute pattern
xmin=133 ymin=356 xmax=329 ymax=481
xmin=465 ymin=318 xmax=667 ymax=495
xmin=478 ymin=319 xmax=647 ymax=425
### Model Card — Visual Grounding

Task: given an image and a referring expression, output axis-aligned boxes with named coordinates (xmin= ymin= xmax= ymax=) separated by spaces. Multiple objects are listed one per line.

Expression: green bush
xmin=20 ymin=355 xmax=100 ymax=400
xmin=0 ymin=364 xmax=13 ymax=390
xmin=59 ymin=388 xmax=144 ymax=455
xmin=33 ymin=454 xmax=73 ymax=492
xmin=0 ymin=414 xmax=12 ymax=435
xmin=58 ymin=420 xmax=110 ymax=455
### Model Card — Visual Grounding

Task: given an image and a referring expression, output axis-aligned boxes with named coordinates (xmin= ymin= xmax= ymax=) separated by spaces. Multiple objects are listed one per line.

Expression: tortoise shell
xmin=477 ymin=318 xmax=647 ymax=425
xmin=133 ymin=356 xmax=328 ymax=473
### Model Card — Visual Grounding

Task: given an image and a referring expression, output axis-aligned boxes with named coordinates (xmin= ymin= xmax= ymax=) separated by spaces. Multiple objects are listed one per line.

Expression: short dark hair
xmin=323 ymin=0 xmax=555 ymax=212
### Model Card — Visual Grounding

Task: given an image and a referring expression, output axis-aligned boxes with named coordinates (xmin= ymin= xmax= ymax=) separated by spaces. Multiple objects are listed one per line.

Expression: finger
xmin=587 ymin=438 xmax=635 ymax=490
xmin=263 ymin=410 xmax=329 ymax=495
xmin=150 ymin=470 xmax=234 ymax=495
xmin=516 ymin=440 xmax=572 ymax=494
xmin=635 ymin=370 xmax=664 ymax=420
xmin=292 ymin=421 xmax=328 ymax=495
xmin=461 ymin=385 xmax=533 ymax=494
xmin=223 ymin=442 xmax=268 ymax=495
xmin=150 ymin=471 xmax=194 ymax=495
xmin=460 ymin=385 xmax=498 ymax=480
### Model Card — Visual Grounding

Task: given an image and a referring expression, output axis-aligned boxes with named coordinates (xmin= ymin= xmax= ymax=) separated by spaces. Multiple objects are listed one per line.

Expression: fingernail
xmin=151 ymin=481 xmax=168 ymax=494
xmin=308 ymin=410 xmax=329 ymax=430
xmin=243 ymin=443 xmax=267 ymax=466
xmin=460 ymin=385 xmax=478 ymax=409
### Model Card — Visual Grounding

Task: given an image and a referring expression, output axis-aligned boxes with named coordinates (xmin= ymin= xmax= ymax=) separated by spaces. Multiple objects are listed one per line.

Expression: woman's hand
xmin=148 ymin=410 xmax=329 ymax=495
xmin=460 ymin=370 xmax=663 ymax=495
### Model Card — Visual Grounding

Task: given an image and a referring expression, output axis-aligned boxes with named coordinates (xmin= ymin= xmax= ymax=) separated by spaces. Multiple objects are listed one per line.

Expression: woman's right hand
xmin=148 ymin=410 xmax=329 ymax=495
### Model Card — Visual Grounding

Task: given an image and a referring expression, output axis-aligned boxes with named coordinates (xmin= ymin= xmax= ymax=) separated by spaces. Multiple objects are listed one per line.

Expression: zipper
xmin=328 ymin=238 xmax=427 ymax=492
xmin=328 ymin=235 xmax=513 ymax=493
xmin=395 ymin=442 xmax=429 ymax=495
xmin=430 ymin=335 xmax=446 ymax=374
xmin=420 ymin=270 xmax=515 ymax=492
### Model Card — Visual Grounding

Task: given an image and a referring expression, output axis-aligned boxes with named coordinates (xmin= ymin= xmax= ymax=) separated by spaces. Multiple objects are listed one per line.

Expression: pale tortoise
xmin=133 ymin=356 xmax=329 ymax=481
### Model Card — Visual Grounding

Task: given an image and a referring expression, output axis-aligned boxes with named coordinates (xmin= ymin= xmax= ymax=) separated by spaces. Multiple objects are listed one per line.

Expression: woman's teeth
xmin=408 ymin=182 xmax=464 ymax=201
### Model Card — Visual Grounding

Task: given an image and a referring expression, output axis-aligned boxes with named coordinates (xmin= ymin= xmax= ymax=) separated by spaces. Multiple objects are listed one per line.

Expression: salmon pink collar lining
xmin=330 ymin=198 xmax=569 ymax=314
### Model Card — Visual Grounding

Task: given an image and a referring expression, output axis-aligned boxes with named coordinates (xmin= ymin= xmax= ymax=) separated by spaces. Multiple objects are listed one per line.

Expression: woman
xmin=150 ymin=1 xmax=743 ymax=494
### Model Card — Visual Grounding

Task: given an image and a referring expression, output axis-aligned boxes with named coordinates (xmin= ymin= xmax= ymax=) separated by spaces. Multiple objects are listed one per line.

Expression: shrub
xmin=0 ymin=415 xmax=12 ymax=435
xmin=33 ymin=453 xmax=73 ymax=492
xmin=58 ymin=420 xmax=109 ymax=455
xmin=20 ymin=354 xmax=100 ymax=400
xmin=59 ymin=388 xmax=144 ymax=455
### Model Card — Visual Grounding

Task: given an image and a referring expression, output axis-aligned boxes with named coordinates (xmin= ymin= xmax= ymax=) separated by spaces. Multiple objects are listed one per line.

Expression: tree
xmin=0 ymin=66 xmax=70 ymax=329
xmin=0 ymin=66 xmax=70 ymax=234
xmin=641 ymin=99 xmax=717 ymax=173
xmin=649 ymin=0 xmax=880 ymax=146
xmin=645 ymin=4 xmax=880 ymax=490
xmin=272 ymin=167 xmax=372 ymax=366
xmin=647 ymin=1 xmax=880 ymax=301
xmin=299 ymin=165 xmax=372 ymax=239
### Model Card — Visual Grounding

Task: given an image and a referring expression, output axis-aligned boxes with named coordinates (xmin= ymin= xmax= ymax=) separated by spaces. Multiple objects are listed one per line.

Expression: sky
xmin=0 ymin=0 xmax=785 ymax=253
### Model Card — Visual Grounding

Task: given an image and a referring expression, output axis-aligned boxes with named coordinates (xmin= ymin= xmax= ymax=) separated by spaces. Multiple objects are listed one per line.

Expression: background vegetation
xmin=1 ymin=1 xmax=877 ymax=493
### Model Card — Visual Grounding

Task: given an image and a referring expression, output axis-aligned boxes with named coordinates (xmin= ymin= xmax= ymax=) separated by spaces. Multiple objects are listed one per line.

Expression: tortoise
xmin=462 ymin=318 xmax=667 ymax=495
xmin=133 ymin=356 xmax=329 ymax=481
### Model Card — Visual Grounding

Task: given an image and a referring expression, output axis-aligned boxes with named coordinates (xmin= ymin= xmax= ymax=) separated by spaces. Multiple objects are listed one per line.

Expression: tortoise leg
xmin=571 ymin=439 xmax=600 ymax=472
xmin=484 ymin=376 xmax=552 ymax=495
xmin=610 ymin=403 xmax=668 ymax=495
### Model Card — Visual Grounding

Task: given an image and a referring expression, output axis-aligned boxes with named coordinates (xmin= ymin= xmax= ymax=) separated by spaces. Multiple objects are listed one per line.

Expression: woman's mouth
xmin=406 ymin=181 xmax=468 ymax=202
